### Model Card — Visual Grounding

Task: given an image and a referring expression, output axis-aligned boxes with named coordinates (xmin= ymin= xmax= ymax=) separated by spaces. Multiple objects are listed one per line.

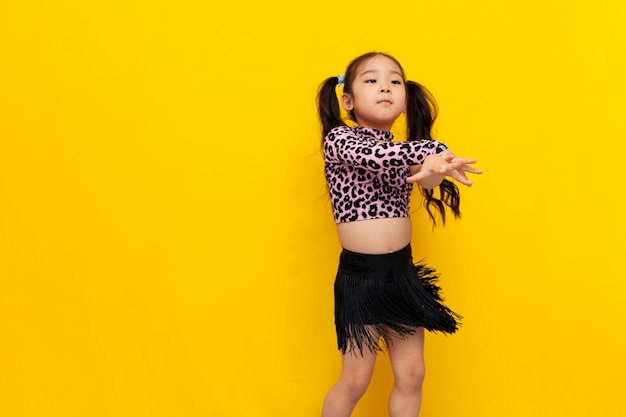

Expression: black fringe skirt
xmin=334 ymin=244 xmax=461 ymax=355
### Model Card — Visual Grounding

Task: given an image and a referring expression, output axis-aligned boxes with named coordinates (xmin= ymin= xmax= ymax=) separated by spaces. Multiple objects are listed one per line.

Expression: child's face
xmin=341 ymin=55 xmax=407 ymax=131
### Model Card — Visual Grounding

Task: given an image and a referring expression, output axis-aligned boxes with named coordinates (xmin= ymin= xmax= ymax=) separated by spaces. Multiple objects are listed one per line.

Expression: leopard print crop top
xmin=323 ymin=125 xmax=448 ymax=224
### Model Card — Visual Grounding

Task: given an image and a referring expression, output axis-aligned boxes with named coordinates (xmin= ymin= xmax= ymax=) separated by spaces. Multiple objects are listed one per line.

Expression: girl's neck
xmin=357 ymin=123 xmax=392 ymax=132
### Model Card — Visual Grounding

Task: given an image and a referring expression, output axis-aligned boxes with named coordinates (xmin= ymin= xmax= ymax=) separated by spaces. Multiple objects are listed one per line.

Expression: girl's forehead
xmin=357 ymin=55 xmax=403 ymax=75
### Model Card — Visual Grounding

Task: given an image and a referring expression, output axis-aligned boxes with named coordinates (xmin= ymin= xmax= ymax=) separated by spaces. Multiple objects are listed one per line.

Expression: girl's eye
xmin=365 ymin=79 xmax=377 ymax=83
xmin=391 ymin=80 xmax=402 ymax=85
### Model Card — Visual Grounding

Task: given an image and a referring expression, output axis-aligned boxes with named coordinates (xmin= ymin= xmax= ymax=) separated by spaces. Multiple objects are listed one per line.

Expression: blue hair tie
xmin=337 ymin=74 xmax=346 ymax=85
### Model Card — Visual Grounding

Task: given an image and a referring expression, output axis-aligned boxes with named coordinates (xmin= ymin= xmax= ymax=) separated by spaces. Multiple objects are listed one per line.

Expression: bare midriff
xmin=335 ymin=217 xmax=412 ymax=255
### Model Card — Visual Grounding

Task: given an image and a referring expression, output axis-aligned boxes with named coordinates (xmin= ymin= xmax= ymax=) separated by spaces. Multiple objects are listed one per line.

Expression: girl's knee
xmin=340 ymin=371 xmax=372 ymax=399
xmin=395 ymin=361 xmax=425 ymax=391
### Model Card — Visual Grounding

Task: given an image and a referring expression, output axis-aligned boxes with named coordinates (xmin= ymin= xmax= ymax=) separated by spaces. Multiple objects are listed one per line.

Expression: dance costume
xmin=324 ymin=125 xmax=461 ymax=355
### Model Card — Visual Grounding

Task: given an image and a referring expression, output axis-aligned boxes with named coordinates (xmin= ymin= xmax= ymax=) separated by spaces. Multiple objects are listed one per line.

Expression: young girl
xmin=317 ymin=52 xmax=482 ymax=417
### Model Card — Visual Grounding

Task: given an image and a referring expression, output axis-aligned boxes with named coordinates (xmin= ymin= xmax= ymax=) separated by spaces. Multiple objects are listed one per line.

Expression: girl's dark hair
xmin=317 ymin=52 xmax=460 ymax=225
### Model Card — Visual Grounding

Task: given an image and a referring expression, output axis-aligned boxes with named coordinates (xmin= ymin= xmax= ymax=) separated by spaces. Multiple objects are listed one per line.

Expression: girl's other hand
xmin=406 ymin=151 xmax=482 ymax=188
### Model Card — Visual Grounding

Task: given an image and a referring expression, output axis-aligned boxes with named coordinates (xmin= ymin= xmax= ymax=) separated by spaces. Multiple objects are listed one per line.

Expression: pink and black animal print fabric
xmin=324 ymin=125 xmax=447 ymax=223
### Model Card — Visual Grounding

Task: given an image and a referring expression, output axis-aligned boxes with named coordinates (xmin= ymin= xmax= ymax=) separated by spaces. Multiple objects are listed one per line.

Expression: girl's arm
xmin=324 ymin=125 xmax=447 ymax=171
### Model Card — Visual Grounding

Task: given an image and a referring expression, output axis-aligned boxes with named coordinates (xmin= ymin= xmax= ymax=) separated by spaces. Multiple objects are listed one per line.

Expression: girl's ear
xmin=341 ymin=93 xmax=353 ymax=111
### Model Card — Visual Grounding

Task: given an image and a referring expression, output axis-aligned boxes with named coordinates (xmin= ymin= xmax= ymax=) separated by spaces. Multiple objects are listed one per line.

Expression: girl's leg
xmin=321 ymin=347 xmax=377 ymax=417
xmin=387 ymin=327 xmax=426 ymax=417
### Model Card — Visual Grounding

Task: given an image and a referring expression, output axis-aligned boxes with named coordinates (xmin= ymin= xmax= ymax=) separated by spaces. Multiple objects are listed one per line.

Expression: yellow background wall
xmin=1 ymin=1 xmax=625 ymax=416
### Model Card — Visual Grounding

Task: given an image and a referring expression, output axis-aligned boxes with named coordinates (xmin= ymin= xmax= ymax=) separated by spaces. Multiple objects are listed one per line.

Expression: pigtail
xmin=406 ymin=80 xmax=461 ymax=225
xmin=406 ymin=80 xmax=438 ymax=141
xmin=317 ymin=77 xmax=345 ymax=140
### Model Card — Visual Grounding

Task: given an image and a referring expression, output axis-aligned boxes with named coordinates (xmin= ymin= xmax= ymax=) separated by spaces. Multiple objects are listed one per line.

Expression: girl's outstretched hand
xmin=406 ymin=150 xmax=482 ymax=188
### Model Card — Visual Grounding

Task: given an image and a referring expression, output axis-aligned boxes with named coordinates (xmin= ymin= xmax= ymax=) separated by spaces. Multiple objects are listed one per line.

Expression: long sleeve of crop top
xmin=323 ymin=125 xmax=448 ymax=172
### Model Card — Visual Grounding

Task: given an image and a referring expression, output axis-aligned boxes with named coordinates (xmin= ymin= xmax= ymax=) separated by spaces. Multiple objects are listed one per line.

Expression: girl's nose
xmin=380 ymin=86 xmax=390 ymax=93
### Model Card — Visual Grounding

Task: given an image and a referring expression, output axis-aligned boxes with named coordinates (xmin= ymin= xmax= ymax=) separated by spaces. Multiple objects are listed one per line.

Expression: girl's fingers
xmin=464 ymin=167 xmax=483 ymax=174
xmin=451 ymin=157 xmax=478 ymax=164
xmin=452 ymin=172 xmax=473 ymax=186
xmin=406 ymin=171 xmax=427 ymax=183
xmin=438 ymin=160 xmax=469 ymax=174
xmin=443 ymin=160 xmax=482 ymax=175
